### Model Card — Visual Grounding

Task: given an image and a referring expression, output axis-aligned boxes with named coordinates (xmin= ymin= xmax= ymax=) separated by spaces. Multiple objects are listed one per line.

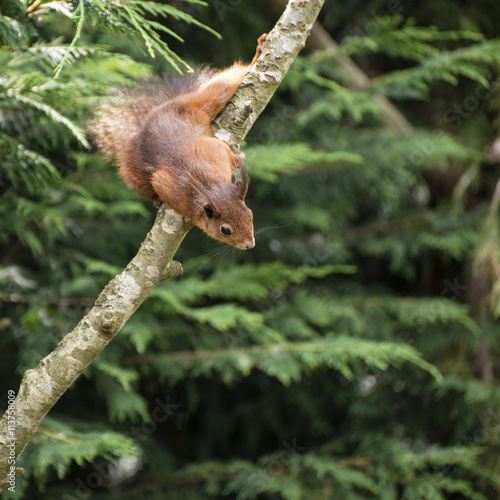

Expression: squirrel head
xmin=191 ymin=160 xmax=255 ymax=250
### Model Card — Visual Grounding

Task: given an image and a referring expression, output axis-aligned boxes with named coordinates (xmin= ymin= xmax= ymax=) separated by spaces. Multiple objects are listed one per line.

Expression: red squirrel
xmin=91 ymin=34 xmax=267 ymax=250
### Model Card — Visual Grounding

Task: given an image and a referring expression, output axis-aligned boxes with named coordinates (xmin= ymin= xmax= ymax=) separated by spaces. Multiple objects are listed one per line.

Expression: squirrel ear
xmin=203 ymin=203 xmax=219 ymax=219
xmin=234 ymin=154 xmax=249 ymax=198
xmin=189 ymin=173 xmax=219 ymax=217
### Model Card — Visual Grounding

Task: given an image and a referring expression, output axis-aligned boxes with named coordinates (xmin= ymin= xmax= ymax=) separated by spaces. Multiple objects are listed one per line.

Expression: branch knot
xmin=97 ymin=309 xmax=120 ymax=338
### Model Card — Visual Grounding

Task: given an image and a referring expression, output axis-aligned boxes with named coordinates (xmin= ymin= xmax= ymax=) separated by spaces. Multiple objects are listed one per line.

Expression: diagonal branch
xmin=0 ymin=0 xmax=325 ymax=490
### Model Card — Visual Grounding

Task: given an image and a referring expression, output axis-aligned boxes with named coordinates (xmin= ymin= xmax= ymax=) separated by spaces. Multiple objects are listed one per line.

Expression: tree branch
xmin=0 ymin=0 xmax=326 ymax=490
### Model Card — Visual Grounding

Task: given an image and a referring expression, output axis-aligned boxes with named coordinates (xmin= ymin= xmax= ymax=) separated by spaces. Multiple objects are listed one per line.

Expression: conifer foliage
xmin=1 ymin=0 xmax=500 ymax=499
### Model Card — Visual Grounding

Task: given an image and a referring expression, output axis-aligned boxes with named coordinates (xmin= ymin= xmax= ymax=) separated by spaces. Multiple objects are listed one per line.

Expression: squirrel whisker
xmin=254 ymin=220 xmax=293 ymax=236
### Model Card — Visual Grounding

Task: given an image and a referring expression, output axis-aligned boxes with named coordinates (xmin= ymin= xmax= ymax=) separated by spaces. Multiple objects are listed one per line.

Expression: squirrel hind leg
xmin=178 ymin=63 xmax=250 ymax=119
xmin=173 ymin=33 xmax=268 ymax=119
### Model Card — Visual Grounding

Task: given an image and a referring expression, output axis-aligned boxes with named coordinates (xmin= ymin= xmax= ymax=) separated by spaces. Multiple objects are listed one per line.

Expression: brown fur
xmin=90 ymin=34 xmax=267 ymax=250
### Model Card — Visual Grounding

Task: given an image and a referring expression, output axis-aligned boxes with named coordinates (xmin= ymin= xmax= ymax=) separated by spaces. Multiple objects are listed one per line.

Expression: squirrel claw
xmin=154 ymin=199 xmax=163 ymax=209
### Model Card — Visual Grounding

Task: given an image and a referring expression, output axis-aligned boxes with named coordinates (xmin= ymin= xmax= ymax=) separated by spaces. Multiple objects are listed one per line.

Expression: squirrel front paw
xmin=231 ymin=151 xmax=246 ymax=171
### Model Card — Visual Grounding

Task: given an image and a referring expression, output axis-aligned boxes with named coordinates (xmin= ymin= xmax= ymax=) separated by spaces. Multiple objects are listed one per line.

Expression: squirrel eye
xmin=220 ymin=226 xmax=232 ymax=236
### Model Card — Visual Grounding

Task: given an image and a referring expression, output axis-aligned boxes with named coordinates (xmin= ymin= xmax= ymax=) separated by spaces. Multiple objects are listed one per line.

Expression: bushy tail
xmin=88 ymin=69 xmax=217 ymax=162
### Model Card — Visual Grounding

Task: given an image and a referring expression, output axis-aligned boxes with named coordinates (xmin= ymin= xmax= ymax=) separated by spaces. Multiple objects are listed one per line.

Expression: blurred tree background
xmin=1 ymin=0 xmax=500 ymax=498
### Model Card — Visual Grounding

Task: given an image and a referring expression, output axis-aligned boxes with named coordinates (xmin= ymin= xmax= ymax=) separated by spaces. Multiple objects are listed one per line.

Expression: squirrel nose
xmin=244 ymin=237 xmax=255 ymax=250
